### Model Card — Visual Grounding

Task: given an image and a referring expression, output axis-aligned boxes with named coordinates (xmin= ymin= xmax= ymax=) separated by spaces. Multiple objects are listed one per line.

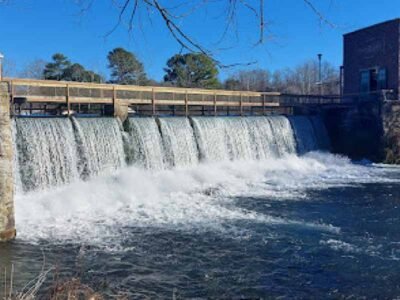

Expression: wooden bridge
xmin=0 ymin=78 xmax=356 ymax=119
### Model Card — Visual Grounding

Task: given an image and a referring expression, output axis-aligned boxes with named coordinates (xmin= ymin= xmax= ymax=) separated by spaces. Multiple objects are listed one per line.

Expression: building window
xmin=360 ymin=68 xmax=386 ymax=93
xmin=377 ymin=68 xmax=387 ymax=90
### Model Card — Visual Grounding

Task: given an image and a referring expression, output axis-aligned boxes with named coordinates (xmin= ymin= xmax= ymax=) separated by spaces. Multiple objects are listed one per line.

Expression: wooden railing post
xmin=262 ymin=94 xmax=266 ymax=116
xmin=112 ymin=86 xmax=116 ymax=107
xmin=201 ymin=94 xmax=205 ymax=116
xmin=214 ymin=93 xmax=217 ymax=116
xmin=185 ymin=91 xmax=189 ymax=116
xmin=240 ymin=93 xmax=243 ymax=116
xmin=66 ymin=84 xmax=70 ymax=115
xmin=172 ymin=92 xmax=176 ymax=116
xmin=152 ymin=88 xmax=156 ymax=116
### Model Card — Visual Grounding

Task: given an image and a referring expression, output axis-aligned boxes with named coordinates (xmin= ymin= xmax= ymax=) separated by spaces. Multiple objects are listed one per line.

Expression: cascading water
xmin=289 ymin=116 xmax=319 ymax=154
xmin=243 ymin=117 xmax=279 ymax=159
xmin=191 ymin=116 xmax=298 ymax=161
xmin=268 ymin=116 xmax=297 ymax=156
xmin=12 ymin=120 xmax=22 ymax=194
xmin=158 ymin=117 xmax=199 ymax=167
xmin=124 ymin=117 xmax=165 ymax=169
xmin=14 ymin=117 xmax=79 ymax=192
xmin=12 ymin=115 xmax=328 ymax=193
xmin=224 ymin=118 xmax=254 ymax=160
xmin=309 ymin=115 xmax=331 ymax=150
xmin=191 ymin=117 xmax=231 ymax=161
xmin=71 ymin=117 xmax=126 ymax=178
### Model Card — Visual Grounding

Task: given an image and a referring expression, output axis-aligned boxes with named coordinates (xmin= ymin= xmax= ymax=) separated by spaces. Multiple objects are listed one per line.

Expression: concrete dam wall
xmin=321 ymin=101 xmax=400 ymax=164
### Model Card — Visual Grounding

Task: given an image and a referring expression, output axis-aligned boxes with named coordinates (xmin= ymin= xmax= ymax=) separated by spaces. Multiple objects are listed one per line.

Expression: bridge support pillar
xmin=0 ymin=82 xmax=15 ymax=241
xmin=114 ymin=101 xmax=129 ymax=123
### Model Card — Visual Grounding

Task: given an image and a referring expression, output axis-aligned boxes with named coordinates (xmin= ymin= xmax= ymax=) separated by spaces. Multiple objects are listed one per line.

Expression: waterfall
xmin=158 ymin=118 xmax=199 ymax=167
xmin=72 ymin=117 xmax=126 ymax=179
xmin=310 ymin=115 xmax=331 ymax=151
xmin=191 ymin=117 xmax=231 ymax=161
xmin=14 ymin=117 xmax=79 ymax=192
xmin=268 ymin=116 xmax=297 ymax=156
xmin=12 ymin=115 xmax=330 ymax=193
xmin=124 ymin=117 xmax=165 ymax=169
xmin=224 ymin=118 xmax=254 ymax=160
xmin=289 ymin=116 xmax=319 ymax=154
xmin=192 ymin=116 xmax=298 ymax=161
xmin=243 ymin=117 xmax=277 ymax=159
xmin=12 ymin=120 xmax=22 ymax=194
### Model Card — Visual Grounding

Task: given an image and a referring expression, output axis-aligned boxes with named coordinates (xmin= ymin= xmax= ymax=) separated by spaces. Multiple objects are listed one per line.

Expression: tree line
xmin=17 ymin=47 xmax=340 ymax=95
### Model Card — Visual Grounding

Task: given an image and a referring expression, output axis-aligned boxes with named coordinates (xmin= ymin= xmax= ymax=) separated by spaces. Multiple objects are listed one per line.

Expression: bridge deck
xmin=2 ymin=78 xmax=365 ymax=116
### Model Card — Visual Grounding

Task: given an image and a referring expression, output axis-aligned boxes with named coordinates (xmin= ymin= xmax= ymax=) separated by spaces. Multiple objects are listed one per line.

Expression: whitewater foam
xmin=14 ymin=152 xmax=396 ymax=247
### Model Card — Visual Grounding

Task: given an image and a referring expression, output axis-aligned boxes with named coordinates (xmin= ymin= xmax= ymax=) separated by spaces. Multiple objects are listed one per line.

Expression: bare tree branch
xmin=303 ymin=0 xmax=336 ymax=28
xmin=78 ymin=0 xmax=335 ymax=66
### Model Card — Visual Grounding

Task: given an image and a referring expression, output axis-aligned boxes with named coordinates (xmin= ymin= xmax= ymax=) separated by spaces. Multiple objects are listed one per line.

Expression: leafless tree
xmin=2 ymin=58 xmax=16 ymax=77
xmin=18 ymin=59 xmax=47 ymax=79
xmin=224 ymin=60 xmax=340 ymax=95
xmin=224 ymin=69 xmax=272 ymax=91
xmin=281 ymin=60 xmax=339 ymax=95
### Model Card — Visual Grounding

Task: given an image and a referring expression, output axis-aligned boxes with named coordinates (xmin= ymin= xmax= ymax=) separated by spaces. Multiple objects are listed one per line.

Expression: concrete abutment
xmin=0 ymin=82 xmax=15 ymax=241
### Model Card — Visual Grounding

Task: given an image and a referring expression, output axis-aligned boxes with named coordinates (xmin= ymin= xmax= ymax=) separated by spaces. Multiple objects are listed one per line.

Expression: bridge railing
xmin=278 ymin=94 xmax=342 ymax=106
xmin=3 ymin=78 xmax=391 ymax=116
xmin=3 ymin=78 xmax=282 ymax=116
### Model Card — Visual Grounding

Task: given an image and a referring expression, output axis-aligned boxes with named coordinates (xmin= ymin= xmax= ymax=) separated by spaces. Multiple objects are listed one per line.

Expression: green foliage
xmin=43 ymin=53 xmax=103 ymax=83
xmin=107 ymin=47 xmax=148 ymax=85
xmin=62 ymin=63 xmax=103 ymax=83
xmin=43 ymin=53 xmax=71 ymax=80
xmin=164 ymin=53 xmax=220 ymax=89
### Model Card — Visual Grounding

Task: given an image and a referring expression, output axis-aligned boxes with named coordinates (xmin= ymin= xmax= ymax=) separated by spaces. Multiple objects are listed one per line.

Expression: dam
xmin=0 ymin=78 xmax=396 ymax=241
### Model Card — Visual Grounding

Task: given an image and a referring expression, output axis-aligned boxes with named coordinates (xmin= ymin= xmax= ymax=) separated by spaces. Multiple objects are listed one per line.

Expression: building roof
xmin=343 ymin=18 xmax=400 ymax=36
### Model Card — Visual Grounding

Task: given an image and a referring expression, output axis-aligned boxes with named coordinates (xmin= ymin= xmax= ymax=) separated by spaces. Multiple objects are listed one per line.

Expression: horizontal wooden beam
xmin=20 ymin=96 xmax=279 ymax=107
xmin=3 ymin=77 xmax=280 ymax=98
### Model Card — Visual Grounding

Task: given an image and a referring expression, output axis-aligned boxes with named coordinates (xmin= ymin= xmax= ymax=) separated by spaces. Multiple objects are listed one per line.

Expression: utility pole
xmin=318 ymin=53 xmax=322 ymax=96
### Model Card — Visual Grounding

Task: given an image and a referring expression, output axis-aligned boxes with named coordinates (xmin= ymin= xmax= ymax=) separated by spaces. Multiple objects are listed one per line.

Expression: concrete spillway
xmin=13 ymin=115 xmax=328 ymax=191
xmin=2 ymin=114 xmax=330 ymax=240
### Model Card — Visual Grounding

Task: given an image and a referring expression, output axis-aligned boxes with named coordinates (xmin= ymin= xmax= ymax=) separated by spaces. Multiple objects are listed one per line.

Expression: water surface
xmin=1 ymin=153 xmax=400 ymax=298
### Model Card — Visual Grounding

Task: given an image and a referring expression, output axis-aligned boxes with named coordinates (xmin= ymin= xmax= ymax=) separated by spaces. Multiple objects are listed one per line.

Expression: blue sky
xmin=0 ymin=0 xmax=399 ymax=81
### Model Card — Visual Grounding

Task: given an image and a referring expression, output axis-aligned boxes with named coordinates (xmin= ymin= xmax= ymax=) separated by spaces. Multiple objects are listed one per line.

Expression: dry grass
xmin=2 ymin=264 xmax=53 ymax=300
xmin=2 ymin=266 xmax=106 ymax=300
xmin=47 ymin=278 xmax=103 ymax=300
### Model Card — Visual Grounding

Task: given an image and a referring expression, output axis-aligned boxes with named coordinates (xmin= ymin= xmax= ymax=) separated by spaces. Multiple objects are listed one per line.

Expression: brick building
xmin=343 ymin=19 xmax=400 ymax=97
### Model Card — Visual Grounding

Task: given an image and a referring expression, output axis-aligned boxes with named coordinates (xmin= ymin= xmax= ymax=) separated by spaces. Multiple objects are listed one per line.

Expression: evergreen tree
xmin=164 ymin=53 xmax=220 ymax=89
xmin=107 ymin=47 xmax=148 ymax=85
xmin=43 ymin=53 xmax=71 ymax=80
xmin=43 ymin=54 xmax=103 ymax=83
xmin=62 ymin=63 xmax=103 ymax=83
